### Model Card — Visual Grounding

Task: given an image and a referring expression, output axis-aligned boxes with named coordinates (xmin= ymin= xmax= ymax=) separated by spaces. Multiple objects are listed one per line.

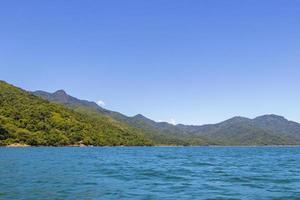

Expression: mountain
xmin=33 ymin=89 xmax=300 ymax=145
xmin=0 ymin=81 xmax=152 ymax=146
xmin=186 ymin=117 xmax=295 ymax=145
xmin=33 ymin=90 xmax=208 ymax=145
xmin=253 ymin=115 xmax=300 ymax=142
xmin=34 ymin=89 xmax=103 ymax=110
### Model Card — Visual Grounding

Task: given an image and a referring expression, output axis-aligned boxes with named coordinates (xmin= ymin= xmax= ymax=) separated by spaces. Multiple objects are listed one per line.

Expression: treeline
xmin=0 ymin=81 xmax=152 ymax=146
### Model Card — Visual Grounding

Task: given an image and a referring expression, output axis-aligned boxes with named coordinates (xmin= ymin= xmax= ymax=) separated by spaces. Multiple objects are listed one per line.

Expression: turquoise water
xmin=0 ymin=147 xmax=300 ymax=200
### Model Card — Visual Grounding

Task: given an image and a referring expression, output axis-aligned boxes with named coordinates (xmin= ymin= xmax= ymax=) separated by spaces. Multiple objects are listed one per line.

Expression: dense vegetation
xmin=2 ymin=80 xmax=300 ymax=146
xmin=34 ymin=88 xmax=300 ymax=146
xmin=0 ymin=81 xmax=152 ymax=146
xmin=34 ymin=90 xmax=210 ymax=146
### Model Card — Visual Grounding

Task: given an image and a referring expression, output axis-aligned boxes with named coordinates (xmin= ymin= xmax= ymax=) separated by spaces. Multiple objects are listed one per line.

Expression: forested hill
xmin=33 ymin=89 xmax=210 ymax=145
xmin=34 ymin=88 xmax=300 ymax=146
xmin=0 ymin=81 xmax=152 ymax=146
xmin=2 ymin=80 xmax=300 ymax=146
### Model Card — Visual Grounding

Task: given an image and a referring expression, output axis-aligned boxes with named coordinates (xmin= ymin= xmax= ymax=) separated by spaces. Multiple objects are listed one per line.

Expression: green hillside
xmin=192 ymin=117 xmax=295 ymax=145
xmin=0 ymin=81 xmax=152 ymax=146
xmin=34 ymin=90 xmax=210 ymax=145
xmin=34 ymin=89 xmax=300 ymax=146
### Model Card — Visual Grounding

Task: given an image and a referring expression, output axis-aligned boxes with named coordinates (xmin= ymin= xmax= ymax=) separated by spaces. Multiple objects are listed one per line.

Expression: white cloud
xmin=157 ymin=118 xmax=177 ymax=125
xmin=168 ymin=118 xmax=177 ymax=125
xmin=96 ymin=100 xmax=105 ymax=107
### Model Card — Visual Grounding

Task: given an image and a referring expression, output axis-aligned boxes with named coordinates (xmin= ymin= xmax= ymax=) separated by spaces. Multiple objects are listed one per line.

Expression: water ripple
xmin=0 ymin=147 xmax=300 ymax=199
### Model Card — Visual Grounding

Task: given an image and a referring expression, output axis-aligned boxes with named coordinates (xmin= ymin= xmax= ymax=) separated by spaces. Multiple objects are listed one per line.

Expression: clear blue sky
xmin=1 ymin=0 xmax=300 ymax=125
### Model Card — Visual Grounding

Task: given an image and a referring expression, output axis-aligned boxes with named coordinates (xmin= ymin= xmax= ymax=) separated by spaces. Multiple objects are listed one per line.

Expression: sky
xmin=1 ymin=0 xmax=300 ymax=125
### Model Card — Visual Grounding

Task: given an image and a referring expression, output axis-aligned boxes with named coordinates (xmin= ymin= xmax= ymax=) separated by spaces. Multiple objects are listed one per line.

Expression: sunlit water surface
xmin=0 ymin=147 xmax=300 ymax=200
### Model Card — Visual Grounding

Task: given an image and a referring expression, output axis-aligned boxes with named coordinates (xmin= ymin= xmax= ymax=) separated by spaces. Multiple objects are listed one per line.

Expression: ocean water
xmin=0 ymin=147 xmax=299 ymax=200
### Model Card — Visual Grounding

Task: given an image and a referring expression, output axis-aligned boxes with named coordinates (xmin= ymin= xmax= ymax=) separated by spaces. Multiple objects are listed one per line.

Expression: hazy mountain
xmin=253 ymin=115 xmax=300 ymax=142
xmin=34 ymin=90 xmax=103 ymax=110
xmin=187 ymin=117 xmax=294 ymax=145
xmin=33 ymin=89 xmax=300 ymax=145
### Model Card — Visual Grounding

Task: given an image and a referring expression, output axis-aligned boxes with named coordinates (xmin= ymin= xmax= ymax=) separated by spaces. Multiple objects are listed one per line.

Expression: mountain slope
xmin=253 ymin=115 xmax=300 ymax=142
xmin=34 ymin=90 xmax=209 ymax=145
xmin=34 ymin=89 xmax=103 ymax=110
xmin=188 ymin=117 xmax=295 ymax=145
xmin=0 ymin=81 xmax=152 ymax=146
xmin=33 ymin=89 xmax=300 ymax=145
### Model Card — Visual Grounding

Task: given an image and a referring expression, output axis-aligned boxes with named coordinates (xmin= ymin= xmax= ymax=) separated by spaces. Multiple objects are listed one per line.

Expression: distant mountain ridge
xmin=34 ymin=89 xmax=102 ymax=110
xmin=33 ymin=89 xmax=300 ymax=145
xmin=34 ymin=90 xmax=203 ymax=145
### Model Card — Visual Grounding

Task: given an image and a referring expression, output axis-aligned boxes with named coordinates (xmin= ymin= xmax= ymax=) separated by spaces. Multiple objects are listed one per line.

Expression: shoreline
xmin=6 ymin=143 xmax=31 ymax=147
xmin=2 ymin=144 xmax=300 ymax=148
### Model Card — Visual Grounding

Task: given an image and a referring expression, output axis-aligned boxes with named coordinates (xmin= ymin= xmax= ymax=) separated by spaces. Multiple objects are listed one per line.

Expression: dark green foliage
xmin=0 ymin=124 xmax=9 ymax=144
xmin=0 ymin=81 xmax=152 ymax=146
